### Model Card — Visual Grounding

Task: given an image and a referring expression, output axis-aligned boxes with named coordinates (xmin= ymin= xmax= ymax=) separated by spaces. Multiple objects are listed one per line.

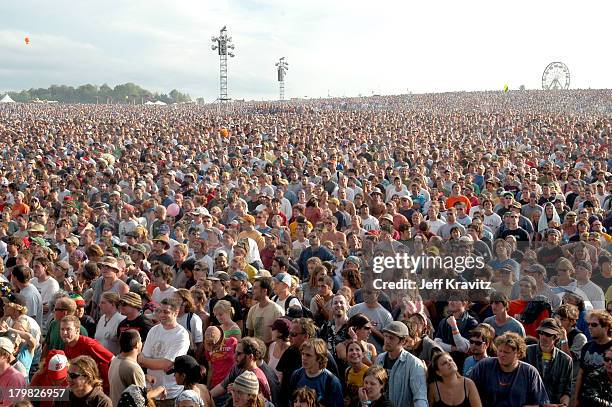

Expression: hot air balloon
xmin=24 ymin=37 xmax=30 ymax=45
xmin=503 ymin=84 xmax=509 ymax=92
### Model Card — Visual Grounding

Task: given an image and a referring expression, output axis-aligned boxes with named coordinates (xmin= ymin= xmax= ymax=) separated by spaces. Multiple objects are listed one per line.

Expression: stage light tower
xmin=211 ymin=26 xmax=235 ymax=103
xmin=276 ymin=57 xmax=288 ymax=101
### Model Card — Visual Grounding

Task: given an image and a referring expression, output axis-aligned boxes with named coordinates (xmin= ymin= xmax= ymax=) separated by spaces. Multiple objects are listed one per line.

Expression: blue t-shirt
xmin=483 ymin=316 xmax=526 ymax=337
xmin=289 ymin=368 xmax=343 ymax=407
xmin=462 ymin=355 xmax=488 ymax=377
xmin=471 ymin=358 xmax=549 ymax=407
xmin=16 ymin=346 xmax=33 ymax=383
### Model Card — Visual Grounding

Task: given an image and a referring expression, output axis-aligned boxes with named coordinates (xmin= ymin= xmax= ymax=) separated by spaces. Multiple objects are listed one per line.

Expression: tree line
xmin=7 ymin=83 xmax=191 ymax=104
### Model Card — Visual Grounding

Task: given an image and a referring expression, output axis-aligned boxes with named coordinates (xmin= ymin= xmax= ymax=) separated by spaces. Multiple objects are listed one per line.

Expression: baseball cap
xmin=458 ymin=235 xmax=474 ymax=244
xmin=167 ymin=355 xmax=200 ymax=376
xmin=129 ymin=243 xmax=148 ymax=256
xmin=157 ymin=224 xmax=171 ymax=235
xmin=208 ymin=271 xmax=230 ymax=282
xmin=382 ymin=321 xmax=410 ymax=338
xmin=125 ymin=230 xmax=139 ymax=238
xmin=526 ymin=264 xmax=547 ymax=275
xmin=240 ymin=214 xmax=256 ymax=224
xmin=0 ymin=337 xmax=14 ymax=355
xmin=65 ymin=235 xmax=80 ymax=246
xmin=537 ymin=318 xmax=561 ymax=336
xmin=231 ymin=271 xmax=249 ymax=281
xmin=380 ymin=214 xmax=393 ymax=223
xmin=274 ymin=272 xmax=292 ymax=287
xmin=46 ymin=350 xmax=69 ymax=380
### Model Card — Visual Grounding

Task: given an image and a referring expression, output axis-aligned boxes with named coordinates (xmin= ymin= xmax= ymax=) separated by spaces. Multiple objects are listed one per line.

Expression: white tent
xmin=144 ymin=101 xmax=155 ymax=105
xmin=153 ymin=100 xmax=167 ymax=105
xmin=0 ymin=94 xmax=15 ymax=103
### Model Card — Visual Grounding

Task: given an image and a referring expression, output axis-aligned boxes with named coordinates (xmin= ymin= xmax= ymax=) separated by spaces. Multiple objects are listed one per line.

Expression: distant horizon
xmin=4 ymin=82 xmax=612 ymax=104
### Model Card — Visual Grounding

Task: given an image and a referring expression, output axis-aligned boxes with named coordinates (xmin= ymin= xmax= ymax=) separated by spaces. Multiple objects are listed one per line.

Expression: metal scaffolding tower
xmin=211 ymin=26 xmax=235 ymax=104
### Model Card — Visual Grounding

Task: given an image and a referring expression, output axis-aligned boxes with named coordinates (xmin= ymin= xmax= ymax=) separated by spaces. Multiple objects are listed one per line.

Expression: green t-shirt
xmin=45 ymin=319 xmax=89 ymax=351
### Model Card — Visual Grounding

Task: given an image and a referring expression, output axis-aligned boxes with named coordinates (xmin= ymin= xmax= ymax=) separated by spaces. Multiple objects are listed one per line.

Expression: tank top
xmin=433 ymin=378 xmax=470 ymax=407
xmin=223 ymin=325 xmax=242 ymax=339
xmin=267 ymin=341 xmax=282 ymax=372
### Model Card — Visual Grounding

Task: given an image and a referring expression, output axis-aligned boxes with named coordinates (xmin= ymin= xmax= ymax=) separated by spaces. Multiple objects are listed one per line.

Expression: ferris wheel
xmin=542 ymin=62 xmax=570 ymax=90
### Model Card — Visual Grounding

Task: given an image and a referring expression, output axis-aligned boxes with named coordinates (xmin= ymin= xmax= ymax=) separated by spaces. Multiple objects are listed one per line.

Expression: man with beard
xmin=319 ymin=294 xmax=350 ymax=367
xmin=374 ymin=321 xmax=427 ymax=407
xmin=209 ymin=336 xmax=272 ymax=401
xmin=245 ymin=277 xmax=284 ymax=345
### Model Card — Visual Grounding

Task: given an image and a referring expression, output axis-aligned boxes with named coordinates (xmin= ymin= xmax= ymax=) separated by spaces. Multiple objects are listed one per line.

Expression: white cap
xmin=0 ymin=337 xmax=14 ymax=354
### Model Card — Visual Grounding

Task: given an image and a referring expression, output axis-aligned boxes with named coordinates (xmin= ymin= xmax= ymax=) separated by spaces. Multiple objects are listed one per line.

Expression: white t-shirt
xmin=483 ymin=212 xmax=503 ymax=234
xmin=31 ymin=277 xmax=60 ymax=307
xmin=142 ymin=324 xmax=190 ymax=399
xmin=95 ymin=311 xmax=127 ymax=355
xmin=274 ymin=295 xmax=301 ymax=312
xmin=151 ymin=286 xmax=178 ymax=304
xmin=577 ymin=281 xmax=606 ymax=310
xmin=361 ymin=216 xmax=380 ymax=231
xmin=426 ymin=219 xmax=446 ymax=235
xmin=177 ymin=312 xmax=203 ymax=351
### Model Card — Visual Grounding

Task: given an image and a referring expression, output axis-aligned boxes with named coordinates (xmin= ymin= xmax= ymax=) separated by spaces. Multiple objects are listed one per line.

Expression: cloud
xmin=1 ymin=0 xmax=611 ymax=99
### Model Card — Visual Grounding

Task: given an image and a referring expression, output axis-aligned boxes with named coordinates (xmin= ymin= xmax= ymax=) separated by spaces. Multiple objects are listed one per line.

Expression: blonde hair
xmin=101 ymin=292 xmax=121 ymax=307
xmin=364 ymin=365 xmax=388 ymax=386
xmin=71 ymin=355 xmax=103 ymax=388
xmin=213 ymin=299 xmax=234 ymax=318
xmin=494 ymin=332 xmax=527 ymax=359
xmin=174 ymin=243 xmax=189 ymax=256
xmin=300 ymin=338 xmax=327 ymax=369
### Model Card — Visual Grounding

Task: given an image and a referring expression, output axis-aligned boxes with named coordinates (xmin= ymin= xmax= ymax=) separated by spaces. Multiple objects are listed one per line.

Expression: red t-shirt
xmin=205 ymin=336 xmax=237 ymax=388
xmin=30 ymin=373 xmax=68 ymax=407
xmin=252 ymin=366 xmax=272 ymax=401
xmin=63 ymin=335 xmax=114 ymax=393
xmin=508 ymin=300 xmax=550 ymax=338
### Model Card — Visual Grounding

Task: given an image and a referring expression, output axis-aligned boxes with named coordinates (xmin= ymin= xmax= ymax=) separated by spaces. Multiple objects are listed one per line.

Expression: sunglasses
xmin=68 ymin=372 xmax=82 ymax=380
xmin=469 ymin=339 xmax=484 ymax=346
xmin=588 ymin=322 xmax=600 ymax=328
xmin=604 ymin=357 xmax=612 ymax=363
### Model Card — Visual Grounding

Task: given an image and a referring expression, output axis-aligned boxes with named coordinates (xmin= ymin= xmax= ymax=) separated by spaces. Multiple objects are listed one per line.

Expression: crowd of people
xmin=0 ymin=89 xmax=610 ymax=407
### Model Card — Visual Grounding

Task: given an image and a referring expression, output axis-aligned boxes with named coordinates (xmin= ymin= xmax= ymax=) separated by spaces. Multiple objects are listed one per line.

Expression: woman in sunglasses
xmin=336 ymin=313 xmax=377 ymax=366
xmin=61 ymin=355 xmax=112 ymax=407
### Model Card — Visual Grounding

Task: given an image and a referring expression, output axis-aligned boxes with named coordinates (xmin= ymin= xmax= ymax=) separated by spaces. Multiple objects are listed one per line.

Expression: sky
xmin=1 ymin=0 xmax=611 ymax=101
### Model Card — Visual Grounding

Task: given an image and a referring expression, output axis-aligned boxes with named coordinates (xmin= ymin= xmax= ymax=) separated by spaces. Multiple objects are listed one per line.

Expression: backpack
xmin=185 ymin=312 xmax=195 ymax=357
xmin=273 ymin=294 xmax=313 ymax=319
